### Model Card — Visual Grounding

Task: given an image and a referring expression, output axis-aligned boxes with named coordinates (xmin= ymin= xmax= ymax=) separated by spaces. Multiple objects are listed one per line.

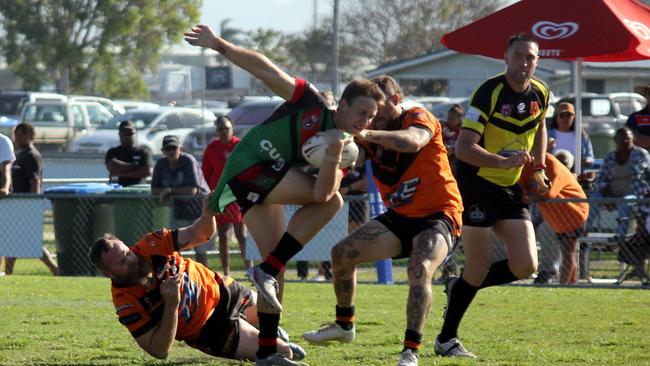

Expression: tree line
xmin=0 ymin=0 xmax=500 ymax=99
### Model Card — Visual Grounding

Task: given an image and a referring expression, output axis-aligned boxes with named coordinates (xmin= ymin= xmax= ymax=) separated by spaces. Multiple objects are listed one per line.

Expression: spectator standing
xmin=202 ymin=115 xmax=252 ymax=276
xmin=105 ymin=121 xmax=153 ymax=186
xmin=627 ymin=84 xmax=650 ymax=150
xmin=5 ymin=122 xmax=58 ymax=275
xmin=151 ymin=135 xmax=212 ymax=266
xmin=442 ymin=104 xmax=464 ymax=172
xmin=547 ymin=102 xmax=595 ymax=189
xmin=520 ymin=152 xmax=588 ymax=285
xmin=588 ymin=127 xmax=650 ymax=239
xmin=0 ymin=131 xmax=14 ymax=274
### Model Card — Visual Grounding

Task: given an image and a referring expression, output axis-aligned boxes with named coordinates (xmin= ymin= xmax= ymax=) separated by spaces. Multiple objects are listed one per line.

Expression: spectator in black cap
xmin=151 ymin=135 xmax=213 ymax=266
xmin=105 ymin=120 xmax=153 ymax=186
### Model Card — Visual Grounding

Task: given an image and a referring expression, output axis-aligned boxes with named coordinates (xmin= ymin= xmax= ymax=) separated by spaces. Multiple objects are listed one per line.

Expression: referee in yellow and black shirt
xmin=435 ymin=33 xmax=551 ymax=358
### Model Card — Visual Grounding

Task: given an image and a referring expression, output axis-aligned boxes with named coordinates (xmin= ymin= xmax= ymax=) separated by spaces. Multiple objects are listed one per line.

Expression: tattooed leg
xmin=406 ymin=229 xmax=448 ymax=332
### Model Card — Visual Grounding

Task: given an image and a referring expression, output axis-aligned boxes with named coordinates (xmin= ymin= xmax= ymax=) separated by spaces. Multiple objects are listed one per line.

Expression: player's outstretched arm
xmin=184 ymin=24 xmax=296 ymax=100
xmin=177 ymin=193 xmax=217 ymax=251
xmin=358 ymin=126 xmax=430 ymax=153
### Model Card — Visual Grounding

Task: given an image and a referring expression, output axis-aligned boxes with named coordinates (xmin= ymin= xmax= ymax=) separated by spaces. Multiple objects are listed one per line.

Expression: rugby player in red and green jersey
xmin=185 ymin=24 xmax=385 ymax=365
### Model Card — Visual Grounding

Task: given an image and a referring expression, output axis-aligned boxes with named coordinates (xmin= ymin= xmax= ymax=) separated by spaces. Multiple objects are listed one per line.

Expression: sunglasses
xmin=120 ymin=131 xmax=135 ymax=136
xmin=217 ymin=126 xmax=231 ymax=132
xmin=558 ymin=112 xmax=574 ymax=118
xmin=163 ymin=145 xmax=179 ymax=152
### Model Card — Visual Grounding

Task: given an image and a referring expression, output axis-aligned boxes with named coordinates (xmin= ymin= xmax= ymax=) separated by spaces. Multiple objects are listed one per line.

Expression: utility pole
xmin=332 ymin=0 xmax=340 ymax=98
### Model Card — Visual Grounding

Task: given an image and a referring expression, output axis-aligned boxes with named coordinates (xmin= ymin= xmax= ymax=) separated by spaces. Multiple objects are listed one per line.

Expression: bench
xmin=578 ymin=232 xmax=621 ymax=282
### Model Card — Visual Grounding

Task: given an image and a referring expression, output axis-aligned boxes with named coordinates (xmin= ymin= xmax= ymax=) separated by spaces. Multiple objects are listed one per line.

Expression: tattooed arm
xmin=358 ymin=126 xmax=430 ymax=153
xmin=177 ymin=194 xmax=217 ymax=250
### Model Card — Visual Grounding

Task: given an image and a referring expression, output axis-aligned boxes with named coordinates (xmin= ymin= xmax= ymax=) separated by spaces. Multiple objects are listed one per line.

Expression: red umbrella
xmin=441 ymin=0 xmax=650 ymax=172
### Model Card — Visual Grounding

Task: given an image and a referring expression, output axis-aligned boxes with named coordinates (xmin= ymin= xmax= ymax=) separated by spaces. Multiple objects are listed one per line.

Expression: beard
xmin=113 ymin=254 xmax=151 ymax=287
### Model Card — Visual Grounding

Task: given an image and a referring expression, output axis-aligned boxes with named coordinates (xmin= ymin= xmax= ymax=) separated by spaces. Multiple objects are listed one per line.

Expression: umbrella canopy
xmin=440 ymin=0 xmax=650 ymax=173
xmin=441 ymin=0 xmax=650 ymax=61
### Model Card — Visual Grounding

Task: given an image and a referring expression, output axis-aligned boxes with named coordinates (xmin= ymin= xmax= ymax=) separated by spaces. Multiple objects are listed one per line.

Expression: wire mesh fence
xmin=0 ymin=194 xmax=648 ymax=286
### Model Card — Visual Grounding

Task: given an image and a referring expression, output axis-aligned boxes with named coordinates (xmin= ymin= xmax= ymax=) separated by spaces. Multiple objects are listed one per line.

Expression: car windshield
xmin=0 ymin=95 xmax=26 ymax=116
xmin=99 ymin=111 xmax=159 ymax=129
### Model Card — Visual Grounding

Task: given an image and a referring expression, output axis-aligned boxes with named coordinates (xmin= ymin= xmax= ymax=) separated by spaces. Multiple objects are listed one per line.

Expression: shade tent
xmin=440 ymin=0 xmax=650 ymax=173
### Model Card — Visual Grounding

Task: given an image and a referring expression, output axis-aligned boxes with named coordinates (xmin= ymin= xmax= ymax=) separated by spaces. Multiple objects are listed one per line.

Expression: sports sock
xmin=403 ymin=329 xmax=423 ymax=352
xmin=335 ymin=305 xmax=355 ymax=330
xmin=260 ymin=232 xmax=303 ymax=276
xmin=438 ymin=277 xmax=478 ymax=343
xmin=480 ymin=259 xmax=519 ymax=288
xmin=256 ymin=312 xmax=281 ymax=359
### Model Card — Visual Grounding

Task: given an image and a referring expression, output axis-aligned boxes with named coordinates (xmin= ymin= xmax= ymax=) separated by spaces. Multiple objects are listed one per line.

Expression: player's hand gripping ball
xmin=301 ymin=130 xmax=358 ymax=168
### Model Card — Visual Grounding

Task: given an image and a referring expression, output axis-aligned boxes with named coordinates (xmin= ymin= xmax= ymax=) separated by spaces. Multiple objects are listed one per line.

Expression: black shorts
xmin=187 ymin=275 xmax=253 ymax=359
xmin=459 ymin=174 xmax=530 ymax=227
xmin=375 ymin=210 xmax=458 ymax=259
xmin=227 ymin=161 xmax=291 ymax=214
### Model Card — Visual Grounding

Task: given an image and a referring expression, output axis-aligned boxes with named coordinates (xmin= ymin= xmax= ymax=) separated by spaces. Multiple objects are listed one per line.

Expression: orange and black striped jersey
xmin=360 ymin=106 xmax=463 ymax=233
xmin=111 ymin=228 xmax=228 ymax=341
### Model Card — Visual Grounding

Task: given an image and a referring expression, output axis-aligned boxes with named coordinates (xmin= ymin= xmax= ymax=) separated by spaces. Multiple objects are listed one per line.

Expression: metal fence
xmin=0 ymin=194 xmax=648 ymax=286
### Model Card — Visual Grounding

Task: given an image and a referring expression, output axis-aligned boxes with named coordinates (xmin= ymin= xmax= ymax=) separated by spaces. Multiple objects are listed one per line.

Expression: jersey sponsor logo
xmin=178 ymin=272 xmax=199 ymax=323
xmin=530 ymin=101 xmax=540 ymax=116
xmin=119 ymin=312 xmax=142 ymax=326
xmin=115 ymin=304 xmax=133 ymax=314
xmin=386 ymin=177 xmax=420 ymax=208
xmin=500 ymin=104 xmax=512 ymax=117
xmin=300 ymin=108 xmax=321 ymax=136
xmin=259 ymin=140 xmax=286 ymax=171
xmin=468 ymin=205 xmax=487 ymax=223
xmin=516 ymin=102 xmax=526 ymax=114
xmin=532 ymin=21 xmax=578 ymax=40
xmin=465 ymin=107 xmax=481 ymax=122
xmin=247 ymin=192 xmax=260 ymax=203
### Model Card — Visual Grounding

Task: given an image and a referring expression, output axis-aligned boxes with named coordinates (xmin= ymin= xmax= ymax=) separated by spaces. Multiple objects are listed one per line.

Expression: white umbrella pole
xmin=572 ymin=59 xmax=583 ymax=175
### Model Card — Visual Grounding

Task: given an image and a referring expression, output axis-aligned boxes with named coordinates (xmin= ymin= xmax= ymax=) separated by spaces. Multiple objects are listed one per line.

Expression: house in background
xmin=366 ymin=49 xmax=650 ymax=99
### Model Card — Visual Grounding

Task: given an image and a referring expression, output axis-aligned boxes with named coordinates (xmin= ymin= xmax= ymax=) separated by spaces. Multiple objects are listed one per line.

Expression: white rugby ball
xmin=301 ymin=131 xmax=359 ymax=168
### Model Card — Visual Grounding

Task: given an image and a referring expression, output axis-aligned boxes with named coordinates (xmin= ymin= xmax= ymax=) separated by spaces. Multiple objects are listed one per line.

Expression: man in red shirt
xmin=202 ymin=116 xmax=252 ymax=276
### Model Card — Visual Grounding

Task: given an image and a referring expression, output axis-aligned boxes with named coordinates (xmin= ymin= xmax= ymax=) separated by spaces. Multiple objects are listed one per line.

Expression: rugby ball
xmin=301 ymin=131 xmax=359 ymax=168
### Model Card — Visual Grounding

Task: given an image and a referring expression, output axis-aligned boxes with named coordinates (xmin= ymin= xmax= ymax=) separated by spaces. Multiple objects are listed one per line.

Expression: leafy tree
xmin=341 ymin=0 xmax=500 ymax=66
xmin=0 ymin=0 xmax=201 ymax=98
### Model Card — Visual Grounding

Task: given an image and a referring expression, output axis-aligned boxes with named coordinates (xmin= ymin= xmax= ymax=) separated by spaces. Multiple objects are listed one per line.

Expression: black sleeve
xmin=172 ymin=229 xmax=180 ymax=252
xmin=105 ymin=147 xmax=116 ymax=165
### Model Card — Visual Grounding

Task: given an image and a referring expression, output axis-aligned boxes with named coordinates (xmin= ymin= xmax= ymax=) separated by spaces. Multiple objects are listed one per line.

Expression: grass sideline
xmin=1 ymin=275 xmax=649 ymax=365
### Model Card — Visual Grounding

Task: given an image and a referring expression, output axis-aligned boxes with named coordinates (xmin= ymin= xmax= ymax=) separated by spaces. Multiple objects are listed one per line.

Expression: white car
xmin=112 ymin=99 xmax=160 ymax=112
xmin=68 ymin=107 xmax=216 ymax=156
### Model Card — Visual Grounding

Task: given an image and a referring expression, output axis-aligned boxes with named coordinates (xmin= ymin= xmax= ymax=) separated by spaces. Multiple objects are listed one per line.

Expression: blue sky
xmin=200 ymin=0 xmax=330 ymax=34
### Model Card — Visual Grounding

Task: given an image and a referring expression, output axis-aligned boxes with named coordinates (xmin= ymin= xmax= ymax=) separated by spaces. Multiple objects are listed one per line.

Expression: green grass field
xmin=1 ymin=269 xmax=649 ymax=366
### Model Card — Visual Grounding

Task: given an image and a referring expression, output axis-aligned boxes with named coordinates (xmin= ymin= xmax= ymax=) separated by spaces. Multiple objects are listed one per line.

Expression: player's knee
xmin=331 ymin=239 xmax=356 ymax=267
xmin=511 ymin=258 xmax=537 ymax=279
xmin=407 ymin=260 xmax=435 ymax=285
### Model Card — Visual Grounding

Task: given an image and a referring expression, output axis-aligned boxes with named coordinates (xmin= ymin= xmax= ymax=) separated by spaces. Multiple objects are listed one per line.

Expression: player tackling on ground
xmin=185 ymin=24 xmax=385 ymax=365
xmin=303 ymin=75 xmax=463 ymax=366
xmin=435 ymin=33 xmax=550 ymax=358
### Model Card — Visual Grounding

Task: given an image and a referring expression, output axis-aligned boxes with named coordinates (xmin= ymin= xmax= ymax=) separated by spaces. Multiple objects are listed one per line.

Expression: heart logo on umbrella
xmin=531 ymin=21 xmax=579 ymax=40
xmin=623 ymin=19 xmax=650 ymax=40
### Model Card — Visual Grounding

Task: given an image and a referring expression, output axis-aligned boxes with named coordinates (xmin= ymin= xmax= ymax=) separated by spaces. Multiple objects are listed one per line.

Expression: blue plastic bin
xmin=45 ymin=183 xmax=120 ymax=276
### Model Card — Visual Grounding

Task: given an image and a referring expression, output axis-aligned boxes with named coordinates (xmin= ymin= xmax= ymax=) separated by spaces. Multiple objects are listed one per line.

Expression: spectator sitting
xmin=548 ymin=102 xmax=595 ymax=190
xmin=587 ymin=127 xmax=650 ymax=240
xmin=627 ymin=84 xmax=650 ymax=151
xmin=105 ymin=121 xmax=153 ymax=186
xmin=521 ymin=151 xmax=588 ymax=285
xmin=151 ymin=135 xmax=212 ymax=266
xmin=5 ymin=122 xmax=58 ymax=275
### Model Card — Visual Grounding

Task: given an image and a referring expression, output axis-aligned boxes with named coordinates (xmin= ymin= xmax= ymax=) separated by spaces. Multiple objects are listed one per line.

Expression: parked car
xmin=15 ymin=100 xmax=94 ymax=151
xmin=112 ymin=99 xmax=160 ymax=111
xmin=184 ymin=99 xmax=283 ymax=158
xmin=69 ymin=95 xmax=125 ymax=116
xmin=556 ymin=92 xmax=645 ymax=158
xmin=67 ymin=107 xmax=216 ymax=156
xmin=0 ymin=91 xmax=68 ymax=133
